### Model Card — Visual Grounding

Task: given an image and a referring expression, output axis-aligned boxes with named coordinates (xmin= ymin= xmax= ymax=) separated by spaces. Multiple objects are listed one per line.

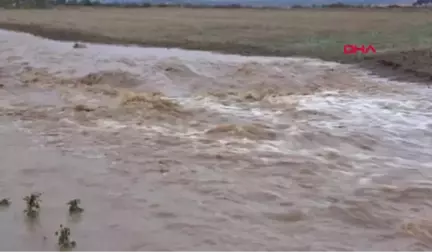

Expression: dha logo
xmin=344 ymin=44 xmax=376 ymax=54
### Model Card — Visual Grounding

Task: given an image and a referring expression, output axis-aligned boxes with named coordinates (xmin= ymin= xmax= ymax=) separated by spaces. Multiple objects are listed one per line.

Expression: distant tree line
xmin=291 ymin=2 xmax=429 ymax=8
xmin=57 ymin=1 xmax=432 ymax=9
xmin=60 ymin=0 xmax=252 ymax=8
xmin=0 ymin=0 xmax=51 ymax=8
xmin=59 ymin=0 xmax=280 ymax=9
xmin=291 ymin=1 xmax=431 ymax=8
xmin=413 ymin=0 xmax=432 ymax=6
xmin=3 ymin=0 xmax=432 ymax=9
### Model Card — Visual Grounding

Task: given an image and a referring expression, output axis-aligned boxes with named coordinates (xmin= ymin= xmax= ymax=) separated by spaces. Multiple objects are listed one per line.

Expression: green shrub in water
xmin=0 ymin=198 xmax=11 ymax=207
xmin=55 ymin=225 xmax=77 ymax=249
xmin=67 ymin=199 xmax=84 ymax=214
xmin=23 ymin=193 xmax=41 ymax=218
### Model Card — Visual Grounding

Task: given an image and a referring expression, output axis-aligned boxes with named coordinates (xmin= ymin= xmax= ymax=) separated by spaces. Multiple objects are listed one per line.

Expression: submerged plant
xmin=67 ymin=199 xmax=84 ymax=214
xmin=0 ymin=198 xmax=11 ymax=207
xmin=23 ymin=192 xmax=41 ymax=217
xmin=55 ymin=225 xmax=76 ymax=249
xmin=73 ymin=42 xmax=87 ymax=49
xmin=74 ymin=104 xmax=94 ymax=112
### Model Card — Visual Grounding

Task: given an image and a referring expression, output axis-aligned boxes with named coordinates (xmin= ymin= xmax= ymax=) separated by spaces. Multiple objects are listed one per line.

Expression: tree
xmin=34 ymin=0 xmax=47 ymax=8
xmin=413 ymin=0 xmax=432 ymax=6
xmin=79 ymin=0 xmax=92 ymax=5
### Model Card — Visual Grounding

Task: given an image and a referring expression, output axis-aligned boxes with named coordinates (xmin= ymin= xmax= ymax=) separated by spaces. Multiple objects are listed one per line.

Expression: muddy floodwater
xmin=0 ymin=29 xmax=432 ymax=250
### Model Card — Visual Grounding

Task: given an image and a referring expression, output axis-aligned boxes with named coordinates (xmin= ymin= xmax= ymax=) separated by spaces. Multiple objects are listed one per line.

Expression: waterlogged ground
xmin=1 ymin=29 xmax=432 ymax=250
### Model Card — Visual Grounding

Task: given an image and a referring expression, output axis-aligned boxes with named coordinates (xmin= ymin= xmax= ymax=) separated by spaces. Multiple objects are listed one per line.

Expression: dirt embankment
xmin=0 ymin=23 xmax=288 ymax=57
xmin=0 ymin=22 xmax=431 ymax=85
xmin=362 ymin=50 xmax=432 ymax=85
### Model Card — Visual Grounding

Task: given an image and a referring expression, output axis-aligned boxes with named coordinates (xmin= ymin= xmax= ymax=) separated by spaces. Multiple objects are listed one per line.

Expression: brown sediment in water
xmin=205 ymin=89 xmax=287 ymax=102
xmin=1 ymin=27 xmax=432 ymax=250
xmin=75 ymin=71 xmax=142 ymax=88
xmin=205 ymin=123 xmax=278 ymax=140
xmin=14 ymin=66 xmax=189 ymax=121
xmin=1 ymin=22 xmax=432 ymax=86
xmin=118 ymin=90 xmax=186 ymax=116
xmin=19 ymin=66 xmax=57 ymax=86
xmin=19 ymin=67 xmax=142 ymax=88
xmin=402 ymin=220 xmax=432 ymax=247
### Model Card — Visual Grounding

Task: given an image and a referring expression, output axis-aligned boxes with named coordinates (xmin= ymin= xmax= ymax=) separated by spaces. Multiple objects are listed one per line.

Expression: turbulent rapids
xmin=0 ymin=29 xmax=432 ymax=250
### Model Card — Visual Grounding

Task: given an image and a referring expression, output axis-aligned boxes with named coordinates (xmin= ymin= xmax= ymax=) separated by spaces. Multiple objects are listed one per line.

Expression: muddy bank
xmin=0 ymin=23 xmax=294 ymax=57
xmin=1 ymin=22 xmax=432 ymax=86
xmin=361 ymin=50 xmax=432 ymax=86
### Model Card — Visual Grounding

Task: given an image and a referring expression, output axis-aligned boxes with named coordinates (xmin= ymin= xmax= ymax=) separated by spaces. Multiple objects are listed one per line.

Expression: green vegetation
xmin=1 ymin=194 xmax=82 ymax=250
xmin=1 ymin=7 xmax=432 ymax=63
xmin=0 ymin=198 xmax=11 ymax=206
xmin=67 ymin=199 xmax=84 ymax=214
xmin=55 ymin=225 xmax=77 ymax=250
xmin=23 ymin=192 xmax=41 ymax=218
xmin=0 ymin=0 xmax=50 ymax=8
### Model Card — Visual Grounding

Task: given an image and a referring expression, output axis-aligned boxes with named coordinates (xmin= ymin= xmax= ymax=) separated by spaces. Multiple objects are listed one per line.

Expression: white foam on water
xmin=298 ymin=92 xmax=432 ymax=133
xmin=177 ymin=96 xmax=278 ymax=123
xmin=2 ymin=28 xmax=432 ymax=251
xmin=1 ymin=28 xmax=432 ymax=182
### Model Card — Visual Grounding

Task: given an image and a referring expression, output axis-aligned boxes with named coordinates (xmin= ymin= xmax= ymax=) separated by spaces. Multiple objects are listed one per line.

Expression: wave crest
xmin=205 ymin=123 xmax=277 ymax=140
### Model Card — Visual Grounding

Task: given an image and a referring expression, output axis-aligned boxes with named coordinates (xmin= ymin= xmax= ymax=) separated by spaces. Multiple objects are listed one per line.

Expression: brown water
xmin=1 ymin=29 xmax=432 ymax=251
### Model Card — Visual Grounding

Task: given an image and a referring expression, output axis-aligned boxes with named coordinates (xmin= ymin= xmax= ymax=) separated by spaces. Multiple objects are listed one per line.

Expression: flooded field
xmin=1 ymin=29 xmax=432 ymax=250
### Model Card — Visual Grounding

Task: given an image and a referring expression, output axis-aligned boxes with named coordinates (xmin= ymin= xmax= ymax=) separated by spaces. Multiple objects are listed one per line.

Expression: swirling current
xmin=0 ymin=29 xmax=432 ymax=250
